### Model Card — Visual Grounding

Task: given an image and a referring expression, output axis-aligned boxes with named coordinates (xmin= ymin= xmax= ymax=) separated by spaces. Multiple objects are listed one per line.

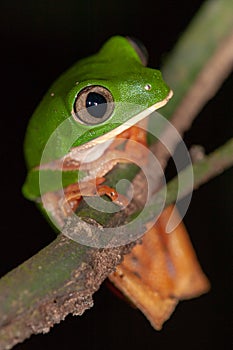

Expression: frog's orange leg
xmin=62 ymin=177 xmax=128 ymax=215
xmin=109 ymin=205 xmax=210 ymax=330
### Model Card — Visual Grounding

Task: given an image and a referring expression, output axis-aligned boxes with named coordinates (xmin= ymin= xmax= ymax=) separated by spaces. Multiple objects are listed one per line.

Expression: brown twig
xmin=152 ymin=29 xmax=233 ymax=170
xmin=132 ymin=29 xmax=233 ymax=206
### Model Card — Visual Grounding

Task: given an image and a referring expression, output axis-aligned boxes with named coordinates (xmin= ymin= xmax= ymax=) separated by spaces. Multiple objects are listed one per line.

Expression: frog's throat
xmin=38 ymin=89 xmax=173 ymax=170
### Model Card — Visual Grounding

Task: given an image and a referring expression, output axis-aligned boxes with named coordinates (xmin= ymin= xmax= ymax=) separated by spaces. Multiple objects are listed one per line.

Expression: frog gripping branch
xmin=22 ymin=36 xmax=209 ymax=330
xmin=22 ymin=36 xmax=172 ymax=228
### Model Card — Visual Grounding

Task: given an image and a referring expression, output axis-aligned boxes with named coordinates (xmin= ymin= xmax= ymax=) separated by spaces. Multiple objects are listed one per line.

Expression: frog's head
xmin=24 ymin=36 xmax=172 ymax=171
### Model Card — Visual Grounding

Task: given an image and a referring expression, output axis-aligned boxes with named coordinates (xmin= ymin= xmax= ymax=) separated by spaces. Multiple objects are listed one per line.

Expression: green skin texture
xmin=23 ymin=36 xmax=170 ymax=201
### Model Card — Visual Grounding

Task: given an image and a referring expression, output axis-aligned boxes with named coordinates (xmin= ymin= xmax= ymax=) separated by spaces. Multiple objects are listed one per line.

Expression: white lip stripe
xmin=39 ymin=90 xmax=173 ymax=169
xmin=69 ymin=90 xmax=174 ymax=153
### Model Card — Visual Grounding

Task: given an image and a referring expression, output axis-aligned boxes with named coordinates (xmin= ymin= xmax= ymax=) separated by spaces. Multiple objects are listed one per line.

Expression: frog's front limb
xmin=62 ymin=177 xmax=129 ymax=216
xmin=42 ymin=123 xmax=149 ymax=226
xmin=42 ymin=177 xmax=128 ymax=227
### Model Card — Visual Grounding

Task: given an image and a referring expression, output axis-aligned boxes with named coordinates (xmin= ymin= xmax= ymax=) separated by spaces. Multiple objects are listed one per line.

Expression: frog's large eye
xmin=126 ymin=36 xmax=149 ymax=66
xmin=73 ymin=85 xmax=114 ymax=125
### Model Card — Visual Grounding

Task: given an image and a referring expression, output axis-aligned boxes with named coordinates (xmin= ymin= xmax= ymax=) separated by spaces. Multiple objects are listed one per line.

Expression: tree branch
xmin=0 ymin=1 xmax=232 ymax=349
xmin=0 ymin=138 xmax=232 ymax=350
xmin=152 ymin=29 xmax=233 ymax=170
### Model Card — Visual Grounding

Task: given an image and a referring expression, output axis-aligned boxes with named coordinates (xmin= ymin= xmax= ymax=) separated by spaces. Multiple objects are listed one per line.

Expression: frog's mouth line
xmin=38 ymin=90 xmax=173 ymax=170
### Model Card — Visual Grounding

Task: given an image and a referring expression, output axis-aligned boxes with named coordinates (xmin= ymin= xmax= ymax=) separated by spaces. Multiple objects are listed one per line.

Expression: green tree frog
xmin=21 ymin=37 xmax=211 ymax=331
xmin=22 ymin=36 xmax=173 ymax=228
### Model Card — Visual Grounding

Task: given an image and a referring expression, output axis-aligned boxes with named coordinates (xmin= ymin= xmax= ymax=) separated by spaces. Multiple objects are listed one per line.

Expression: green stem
xmin=0 ymin=138 xmax=232 ymax=350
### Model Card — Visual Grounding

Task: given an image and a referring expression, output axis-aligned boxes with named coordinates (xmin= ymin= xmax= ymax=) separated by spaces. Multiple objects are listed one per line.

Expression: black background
xmin=0 ymin=1 xmax=232 ymax=349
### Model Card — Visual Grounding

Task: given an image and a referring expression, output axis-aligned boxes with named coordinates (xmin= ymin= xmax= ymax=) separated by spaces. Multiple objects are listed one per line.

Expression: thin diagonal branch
xmin=153 ymin=29 xmax=233 ymax=170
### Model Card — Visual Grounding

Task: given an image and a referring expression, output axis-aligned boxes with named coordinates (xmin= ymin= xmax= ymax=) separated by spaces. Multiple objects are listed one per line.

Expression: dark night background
xmin=0 ymin=0 xmax=232 ymax=349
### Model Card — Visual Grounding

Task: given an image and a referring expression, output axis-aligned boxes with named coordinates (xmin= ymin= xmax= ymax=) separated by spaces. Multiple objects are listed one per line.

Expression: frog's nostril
xmin=144 ymin=84 xmax=152 ymax=91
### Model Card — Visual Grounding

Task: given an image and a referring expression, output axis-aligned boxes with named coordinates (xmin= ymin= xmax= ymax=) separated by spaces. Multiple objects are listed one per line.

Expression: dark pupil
xmin=86 ymin=92 xmax=107 ymax=118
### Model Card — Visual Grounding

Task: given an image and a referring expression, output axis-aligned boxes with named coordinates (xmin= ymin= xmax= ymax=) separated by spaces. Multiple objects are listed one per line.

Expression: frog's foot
xmin=97 ymin=185 xmax=129 ymax=207
xmin=62 ymin=177 xmax=129 ymax=216
xmin=109 ymin=205 xmax=210 ymax=330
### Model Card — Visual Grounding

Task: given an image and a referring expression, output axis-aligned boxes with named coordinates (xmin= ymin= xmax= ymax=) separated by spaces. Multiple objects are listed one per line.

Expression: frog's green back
xmin=24 ymin=36 xmax=170 ymax=170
